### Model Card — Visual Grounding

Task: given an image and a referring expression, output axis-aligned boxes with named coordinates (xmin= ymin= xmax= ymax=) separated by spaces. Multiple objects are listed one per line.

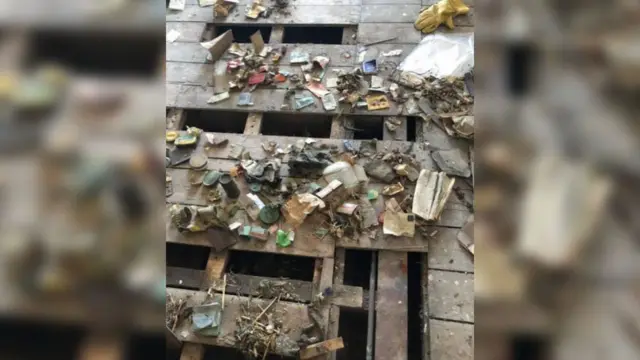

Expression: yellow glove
xmin=414 ymin=0 xmax=469 ymax=34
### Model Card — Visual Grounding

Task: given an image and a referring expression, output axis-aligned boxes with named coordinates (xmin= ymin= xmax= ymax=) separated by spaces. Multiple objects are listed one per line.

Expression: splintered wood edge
xmin=300 ymin=337 xmax=345 ymax=359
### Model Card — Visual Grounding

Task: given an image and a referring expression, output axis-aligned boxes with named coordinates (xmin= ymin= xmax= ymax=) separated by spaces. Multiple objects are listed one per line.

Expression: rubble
xmin=382 ymin=198 xmax=415 ymax=237
xmin=432 ymin=148 xmax=471 ymax=178
xmin=364 ymin=160 xmax=396 ymax=183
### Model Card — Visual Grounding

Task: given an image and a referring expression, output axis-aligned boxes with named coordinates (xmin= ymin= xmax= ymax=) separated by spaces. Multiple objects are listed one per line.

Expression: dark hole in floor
xmin=343 ymin=249 xmax=373 ymax=290
xmin=407 ymin=116 xmax=418 ymax=141
xmin=226 ymin=250 xmax=316 ymax=281
xmin=512 ymin=334 xmax=547 ymax=360
xmin=0 ymin=319 xmax=83 ymax=360
xmin=261 ymin=113 xmax=332 ymax=138
xmin=506 ymin=41 xmax=535 ymax=98
xmin=214 ymin=25 xmax=272 ymax=43
xmin=337 ymin=308 xmax=369 ymax=360
xmin=407 ymin=252 xmax=423 ymax=360
xmin=166 ymin=243 xmax=210 ymax=269
xmin=204 ymin=345 xmax=296 ymax=360
xmin=127 ymin=333 xmax=164 ymax=360
xmin=352 ymin=117 xmax=383 ymax=140
xmin=30 ymin=31 xmax=162 ymax=77
xmin=183 ymin=110 xmax=248 ymax=133
xmin=282 ymin=26 xmax=344 ymax=45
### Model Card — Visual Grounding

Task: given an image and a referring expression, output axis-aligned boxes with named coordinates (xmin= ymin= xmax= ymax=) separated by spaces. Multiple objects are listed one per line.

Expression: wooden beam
xmin=327 ymin=248 xmax=345 ymax=360
xmin=421 ymin=254 xmax=431 ymax=360
xmin=167 ymin=108 xmax=187 ymax=131
xmin=202 ymin=250 xmax=228 ymax=290
xmin=167 ymin=267 xmax=205 ymax=289
xmin=243 ymin=113 xmax=263 ymax=135
xmin=179 ymin=342 xmax=205 ymax=360
xmin=270 ymin=25 xmax=285 ymax=43
xmin=375 ymin=251 xmax=408 ymax=360
xmin=300 ymin=337 xmax=345 ymax=359
xmin=330 ymin=115 xmax=355 ymax=139
xmin=341 ymin=26 xmax=358 ymax=45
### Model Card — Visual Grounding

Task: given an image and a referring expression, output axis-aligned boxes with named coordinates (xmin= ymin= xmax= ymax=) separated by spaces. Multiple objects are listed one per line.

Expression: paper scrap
xmin=207 ymin=91 xmax=230 ymax=104
xmin=168 ymin=0 xmax=186 ymax=11
xmin=250 ymin=30 xmax=265 ymax=54
xmin=166 ymin=29 xmax=181 ymax=43
xmin=412 ymin=169 xmax=455 ymax=221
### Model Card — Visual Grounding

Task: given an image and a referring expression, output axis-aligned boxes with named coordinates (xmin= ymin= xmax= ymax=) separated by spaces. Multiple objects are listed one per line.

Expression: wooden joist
xmin=375 ymin=251 xmax=408 ymax=360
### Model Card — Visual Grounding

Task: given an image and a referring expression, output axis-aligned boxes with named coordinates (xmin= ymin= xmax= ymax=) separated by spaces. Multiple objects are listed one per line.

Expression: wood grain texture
xmin=428 ymin=227 xmax=474 ymax=272
xmin=360 ymin=5 xmax=422 ymax=23
xmin=375 ymin=251 xmax=408 ymax=360
xmin=357 ymin=23 xmax=422 ymax=44
xmin=243 ymin=113 xmax=263 ymax=135
xmin=428 ymin=270 xmax=474 ymax=322
xmin=429 ymin=319 xmax=473 ymax=360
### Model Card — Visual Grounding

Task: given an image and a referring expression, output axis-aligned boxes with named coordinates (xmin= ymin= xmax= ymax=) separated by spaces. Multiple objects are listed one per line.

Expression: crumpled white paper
xmin=398 ymin=32 xmax=474 ymax=78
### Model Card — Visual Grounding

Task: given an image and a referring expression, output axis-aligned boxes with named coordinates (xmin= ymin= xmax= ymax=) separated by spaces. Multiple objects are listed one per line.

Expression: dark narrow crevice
xmin=352 ymin=117 xmax=383 ymax=140
xmin=506 ymin=41 xmax=536 ymax=97
xmin=407 ymin=252 xmax=423 ymax=360
xmin=214 ymin=25 xmax=272 ymax=43
xmin=226 ymin=251 xmax=316 ymax=281
xmin=204 ymin=345 xmax=296 ymax=360
xmin=407 ymin=116 xmax=417 ymax=141
xmin=183 ymin=110 xmax=248 ymax=133
xmin=261 ymin=113 xmax=332 ymax=138
xmin=166 ymin=243 xmax=210 ymax=270
xmin=282 ymin=26 xmax=344 ymax=44
xmin=343 ymin=249 xmax=373 ymax=290
xmin=337 ymin=309 xmax=369 ymax=360
xmin=511 ymin=334 xmax=548 ymax=360
xmin=30 ymin=31 xmax=162 ymax=77
xmin=0 ymin=319 xmax=83 ymax=360
xmin=127 ymin=333 xmax=164 ymax=360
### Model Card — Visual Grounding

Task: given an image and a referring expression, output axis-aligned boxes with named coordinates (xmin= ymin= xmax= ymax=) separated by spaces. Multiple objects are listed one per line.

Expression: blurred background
xmin=474 ymin=0 xmax=640 ymax=359
xmin=0 ymin=0 xmax=165 ymax=359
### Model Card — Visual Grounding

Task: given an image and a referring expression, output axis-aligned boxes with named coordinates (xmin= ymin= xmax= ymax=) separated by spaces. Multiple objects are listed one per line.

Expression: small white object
xmin=229 ymin=221 xmax=242 ymax=230
xmin=381 ymin=49 xmax=403 ymax=57
xmin=199 ymin=0 xmax=216 ymax=6
xmin=371 ymin=75 xmax=384 ymax=88
xmin=179 ymin=280 xmax=183 ymax=285
xmin=207 ymin=91 xmax=230 ymax=104
xmin=168 ymin=0 xmax=186 ymax=11
xmin=305 ymin=138 xmax=317 ymax=144
xmin=166 ymin=29 xmax=181 ymax=43
xmin=326 ymin=77 xmax=338 ymax=88
xmin=247 ymin=193 xmax=265 ymax=209
xmin=398 ymin=32 xmax=474 ymax=78
xmin=357 ymin=50 xmax=366 ymax=63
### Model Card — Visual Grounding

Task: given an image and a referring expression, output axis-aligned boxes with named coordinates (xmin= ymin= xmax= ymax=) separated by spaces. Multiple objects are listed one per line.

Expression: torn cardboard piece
xmin=382 ymin=198 xmax=415 ymax=237
xmin=200 ymin=30 xmax=234 ymax=63
xmin=412 ymin=169 xmax=455 ymax=221
xmin=250 ymin=30 xmax=265 ymax=53
xmin=282 ymin=193 xmax=325 ymax=226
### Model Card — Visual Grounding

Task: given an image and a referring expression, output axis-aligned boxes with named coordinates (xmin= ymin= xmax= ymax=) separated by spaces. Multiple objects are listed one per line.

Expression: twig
xmin=262 ymin=335 xmax=275 ymax=360
xmin=252 ymin=295 xmax=280 ymax=327
xmin=222 ymin=274 xmax=227 ymax=310
xmin=364 ymin=36 xmax=398 ymax=46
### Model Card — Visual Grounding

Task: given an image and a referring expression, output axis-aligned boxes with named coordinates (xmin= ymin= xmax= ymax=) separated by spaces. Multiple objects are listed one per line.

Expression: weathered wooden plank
xmin=360 ymin=5 xmax=422 ymax=23
xmin=357 ymin=23 xmax=422 ymax=44
xmin=428 ymin=270 xmax=473 ymax=322
xmin=383 ymin=116 xmax=408 ymax=141
xmin=167 ymin=108 xmax=188 ymax=130
xmin=167 ymin=267 xmax=205 ymax=288
xmin=168 ymin=288 xmax=311 ymax=355
xmin=421 ymin=254 xmax=430 ymax=360
xmin=203 ymin=250 xmax=228 ymax=287
xmin=331 ymin=284 xmax=364 ymax=308
xmin=342 ymin=26 xmax=358 ymax=45
xmin=300 ymin=337 xmax=344 ymax=359
xmin=170 ymin=83 xmax=404 ymax=115
xmin=375 ymin=251 xmax=408 ymax=360
xmin=428 ymin=227 xmax=474 ymax=272
xmin=244 ymin=113 xmax=263 ymax=135
xmin=167 ymin=22 xmax=206 ymax=43
xmin=220 ymin=273 xmax=314 ymax=301
xmin=167 ymin=4 xmax=361 ymax=25
xmin=167 ymin=42 xmax=209 ymax=63
xmin=179 ymin=342 xmax=205 ymax=360
xmin=429 ymin=319 xmax=473 ymax=360
xmin=270 ymin=26 xmax=285 ymax=43
xmin=167 ymin=41 xmax=357 ymax=65
xmin=166 ymin=62 xmax=357 ymax=89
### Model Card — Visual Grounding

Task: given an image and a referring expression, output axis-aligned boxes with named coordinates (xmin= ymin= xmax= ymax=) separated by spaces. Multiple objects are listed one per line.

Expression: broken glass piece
xmin=367 ymin=189 xmax=379 ymax=200
xmin=276 ymin=229 xmax=292 ymax=247
xmin=295 ymin=96 xmax=315 ymax=110
xmin=237 ymin=92 xmax=253 ymax=106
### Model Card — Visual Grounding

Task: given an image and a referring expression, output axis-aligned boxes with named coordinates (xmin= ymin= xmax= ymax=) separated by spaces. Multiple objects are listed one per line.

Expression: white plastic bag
xmin=398 ymin=32 xmax=474 ymax=78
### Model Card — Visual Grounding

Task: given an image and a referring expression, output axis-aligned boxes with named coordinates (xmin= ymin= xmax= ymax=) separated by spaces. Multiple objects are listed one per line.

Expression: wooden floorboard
xmin=429 ymin=319 xmax=473 ymax=360
xmin=167 ymin=4 xmax=361 ymax=25
xmin=375 ymin=251 xmax=408 ymax=360
xmin=428 ymin=269 xmax=474 ymax=323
